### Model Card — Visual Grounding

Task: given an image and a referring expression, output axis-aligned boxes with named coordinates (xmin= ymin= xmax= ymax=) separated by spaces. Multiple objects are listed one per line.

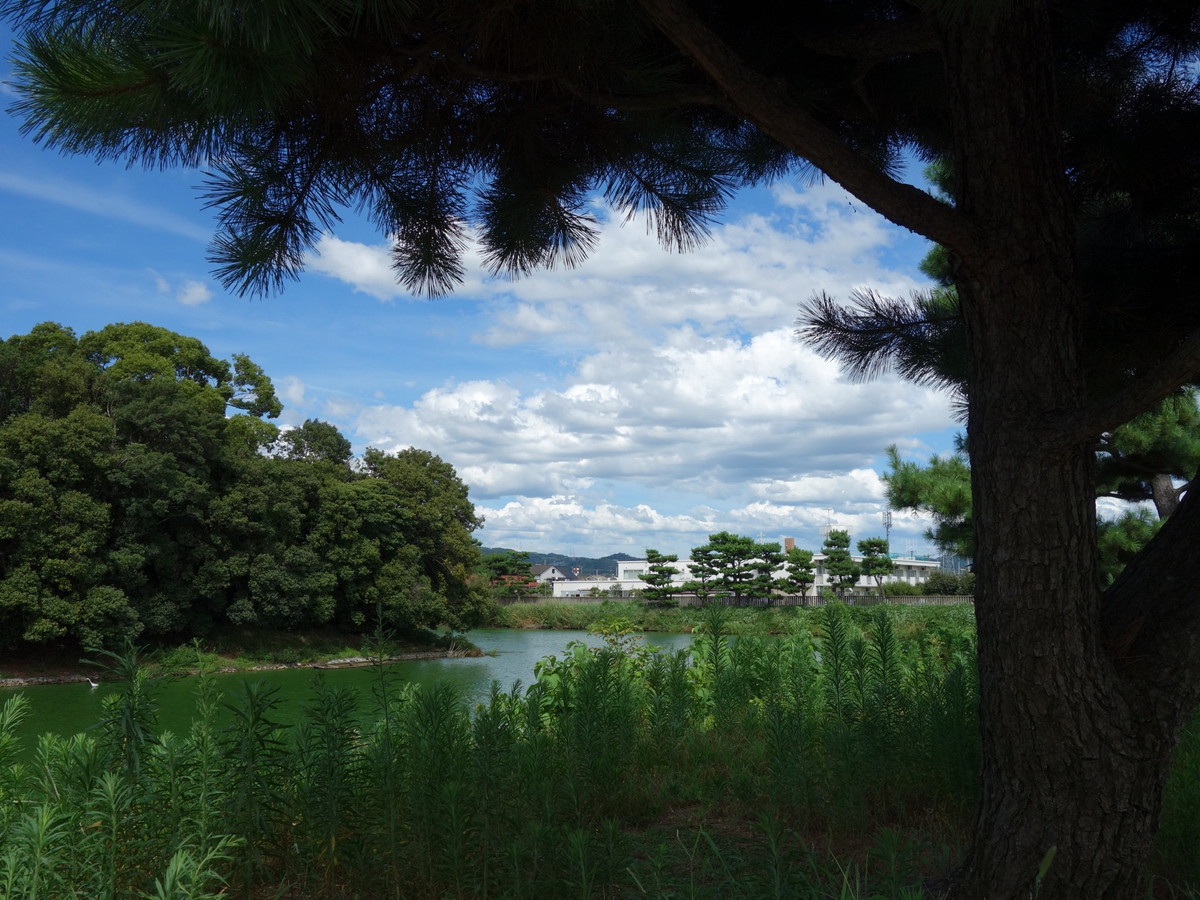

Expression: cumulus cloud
xmin=356 ymin=328 xmax=950 ymax=496
xmin=475 ymin=492 xmax=940 ymax=560
xmin=176 ymin=280 xmax=212 ymax=306
xmin=150 ymin=271 xmax=213 ymax=306
xmin=475 ymin=497 xmax=724 ymax=556
xmin=307 ymin=236 xmax=402 ymax=302
xmin=353 ymin=326 xmax=954 ymax=554
xmin=322 ymin=178 xmax=958 ymax=557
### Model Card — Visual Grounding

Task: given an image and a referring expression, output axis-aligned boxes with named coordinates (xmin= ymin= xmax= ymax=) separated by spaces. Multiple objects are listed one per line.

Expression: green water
xmin=1 ymin=629 xmax=696 ymax=755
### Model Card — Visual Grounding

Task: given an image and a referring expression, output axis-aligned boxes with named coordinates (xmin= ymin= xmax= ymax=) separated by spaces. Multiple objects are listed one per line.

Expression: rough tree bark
xmin=935 ymin=7 xmax=1184 ymax=897
xmin=1150 ymin=472 xmax=1181 ymax=519
xmin=937 ymin=7 xmax=1196 ymax=896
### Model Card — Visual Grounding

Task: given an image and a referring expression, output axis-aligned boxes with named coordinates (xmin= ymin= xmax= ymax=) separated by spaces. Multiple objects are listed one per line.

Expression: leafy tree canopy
xmin=0 ymin=321 xmax=488 ymax=648
xmin=640 ymin=548 xmax=681 ymax=606
xmin=276 ymin=418 xmax=353 ymax=466
xmin=856 ymin=537 xmax=894 ymax=599
xmin=820 ymin=529 xmax=860 ymax=598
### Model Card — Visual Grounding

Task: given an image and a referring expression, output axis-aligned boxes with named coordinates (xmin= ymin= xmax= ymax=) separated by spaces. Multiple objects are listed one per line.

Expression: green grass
xmin=0 ymin=602 xmax=1196 ymax=898
xmin=489 ymin=598 xmax=977 ymax=639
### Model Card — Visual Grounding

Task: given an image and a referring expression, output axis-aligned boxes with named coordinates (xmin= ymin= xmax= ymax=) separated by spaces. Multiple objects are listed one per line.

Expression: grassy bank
xmin=0 ymin=626 xmax=471 ymax=684
xmin=152 ymin=625 xmax=471 ymax=673
xmin=0 ymin=603 xmax=1196 ymax=897
xmin=489 ymin=598 xmax=977 ymax=639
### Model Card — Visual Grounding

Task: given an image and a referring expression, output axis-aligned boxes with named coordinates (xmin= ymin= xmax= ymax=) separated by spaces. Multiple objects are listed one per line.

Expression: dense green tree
xmin=821 ymin=530 xmax=860 ymax=599
xmin=747 ymin=541 xmax=785 ymax=604
xmin=361 ymin=447 xmax=487 ymax=630
xmin=781 ymin=546 xmax=816 ymax=600
xmin=0 ymin=321 xmax=488 ymax=645
xmin=206 ymin=458 xmax=340 ymax=629
xmin=0 ymin=322 xmax=94 ymax=421
xmin=12 ymin=1 xmax=1200 ymax=892
xmin=483 ymin=550 xmax=531 ymax=579
xmin=856 ymin=537 xmax=894 ymax=600
xmin=276 ymin=419 xmax=353 ymax=467
xmin=640 ymin=548 xmax=680 ymax=607
xmin=682 ymin=541 xmax=721 ymax=604
xmin=1097 ymin=509 xmax=1163 ymax=587
xmin=882 ymin=441 xmax=973 ymax=559
xmin=224 ymin=414 xmax=281 ymax=460
xmin=0 ymin=404 xmax=131 ymax=646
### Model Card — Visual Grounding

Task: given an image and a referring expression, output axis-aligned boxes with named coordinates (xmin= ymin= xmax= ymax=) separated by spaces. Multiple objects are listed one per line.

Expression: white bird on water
xmin=85 ymin=677 xmax=98 ymax=689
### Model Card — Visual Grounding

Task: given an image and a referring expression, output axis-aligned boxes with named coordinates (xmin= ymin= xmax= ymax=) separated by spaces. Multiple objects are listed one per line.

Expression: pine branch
xmin=1101 ymin=480 xmax=1200 ymax=709
xmin=1048 ymin=330 xmax=1200 ymax=450
xmin=631 ymin=0 xmax=980 ymax=255
xmin=796 ymin=288 xmax=965 ymax=394
xmin=791 ymin=17 xmax=939 ymax=61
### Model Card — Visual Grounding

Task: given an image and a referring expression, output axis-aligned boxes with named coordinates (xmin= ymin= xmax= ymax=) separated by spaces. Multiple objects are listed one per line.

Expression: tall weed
xmin=0 ymin=603 xmax=1125 ymax=899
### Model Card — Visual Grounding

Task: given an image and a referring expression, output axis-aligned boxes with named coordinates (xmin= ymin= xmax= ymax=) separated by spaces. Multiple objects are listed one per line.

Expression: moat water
xmin=1 ymin=629 xmax=697 ymax=757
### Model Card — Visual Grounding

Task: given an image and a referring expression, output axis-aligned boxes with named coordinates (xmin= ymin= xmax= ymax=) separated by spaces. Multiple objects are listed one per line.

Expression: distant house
xmin=531 ymin=564 xmax=569 ymax=583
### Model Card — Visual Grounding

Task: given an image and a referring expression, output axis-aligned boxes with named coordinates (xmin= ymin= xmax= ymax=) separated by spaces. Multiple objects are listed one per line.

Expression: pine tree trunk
xmin=941 ymin=6 xmax=1187 ymax=897
xmin=1150 ymin=472 xmax=1180 ymax=519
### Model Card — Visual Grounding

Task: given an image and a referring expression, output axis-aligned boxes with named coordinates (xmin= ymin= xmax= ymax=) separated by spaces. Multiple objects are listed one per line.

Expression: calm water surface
xmin=2 ymin=629 xmax=697 ymax=755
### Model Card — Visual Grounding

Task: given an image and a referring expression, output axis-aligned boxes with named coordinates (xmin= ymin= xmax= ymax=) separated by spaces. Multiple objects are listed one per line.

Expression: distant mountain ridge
xmin=480 ymin=547 xmax=638 ymax=577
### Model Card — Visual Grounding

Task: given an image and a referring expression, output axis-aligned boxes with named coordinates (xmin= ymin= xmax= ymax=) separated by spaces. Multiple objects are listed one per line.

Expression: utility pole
xmin=882 ymin=509 xmax=892 ymax=545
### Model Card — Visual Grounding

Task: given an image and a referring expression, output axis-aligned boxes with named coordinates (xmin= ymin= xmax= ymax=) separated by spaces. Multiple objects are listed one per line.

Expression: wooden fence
xmin=673 ymin=593 xmax=971 ymax=608
xmin=501 ymin=592 xmax=972 ymax=607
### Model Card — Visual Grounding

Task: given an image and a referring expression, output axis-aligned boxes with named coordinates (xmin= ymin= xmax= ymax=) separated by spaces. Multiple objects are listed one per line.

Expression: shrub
xmin=921 ymin=570 xmax=963 ymax=595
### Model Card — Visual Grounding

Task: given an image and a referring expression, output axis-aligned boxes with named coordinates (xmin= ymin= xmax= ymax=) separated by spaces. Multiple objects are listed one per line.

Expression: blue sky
xmin=0 ymin=28 xmax=961 ymax=559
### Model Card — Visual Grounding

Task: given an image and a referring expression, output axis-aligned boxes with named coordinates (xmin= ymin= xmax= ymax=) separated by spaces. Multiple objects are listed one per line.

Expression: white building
xmin=550 ymin=549 xmax=942 ymax=598
xmin=530 ymin=564 xmax=570 ymax=583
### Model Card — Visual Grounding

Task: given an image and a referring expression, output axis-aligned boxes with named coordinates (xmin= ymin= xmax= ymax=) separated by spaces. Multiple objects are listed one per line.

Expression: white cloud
xmin=747 ymin=469 xmax=888 ymax=504
xmin=278 ymin=376 xmax=307 ymax=407
xmin=353 ymin=326 xmax=953 ymax=554
xmin=475 ymin=496 xmax=723 ymax=555
xmin=176 ymin=280 xmax=212 ymax=306
xmin=475 ymin=492 xmax=939 ymax=559
xmin=150 ymin=271 xmax=213 ymax=306
xmin=307 ymin=236 xmax=403 ymax=302
xmin=305 ymin=182 xmax=927 ymax=354
xmin=308 ymin=178 xmax=956 ymax=557
xmin=359 ymin=328 xmax=949 ymax=485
